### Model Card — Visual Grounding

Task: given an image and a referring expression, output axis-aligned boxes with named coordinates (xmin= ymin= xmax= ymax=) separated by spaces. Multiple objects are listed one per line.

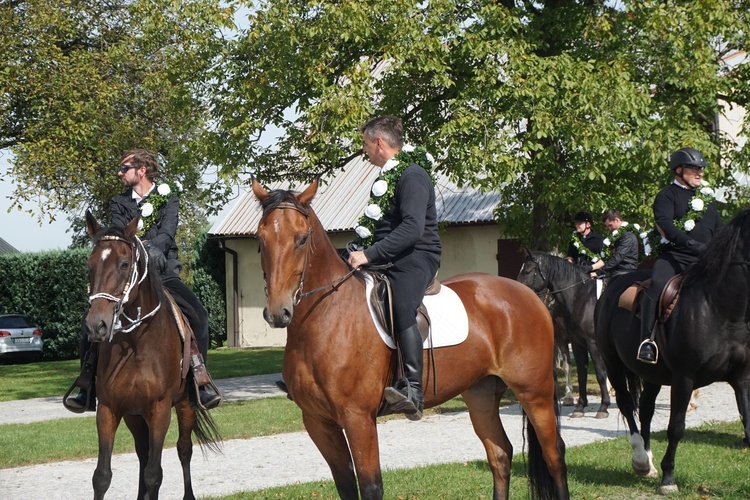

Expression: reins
xmin=88 ymin=234 xmax=161 ymax=340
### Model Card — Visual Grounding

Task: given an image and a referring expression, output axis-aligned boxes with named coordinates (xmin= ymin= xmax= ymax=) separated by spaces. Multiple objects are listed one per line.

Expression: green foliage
xmin=0 ymin=0 xmax=236 ymax=241
xmin=210 ymin=0 xmax=750 ymax=250
xmin=0 ymin=249 xmax=89 ymax=360
xmin=188 ymin=226 xmax=228 ymax=347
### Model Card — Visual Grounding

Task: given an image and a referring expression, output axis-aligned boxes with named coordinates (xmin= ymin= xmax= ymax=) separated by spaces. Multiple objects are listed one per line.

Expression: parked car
xmin=0 ymin=314 xmax=43 ymax=361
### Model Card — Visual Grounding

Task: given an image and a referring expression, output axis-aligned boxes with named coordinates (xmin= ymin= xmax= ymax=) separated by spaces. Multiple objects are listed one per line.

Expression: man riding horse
xmin=637 ymin=147 xmax=723 ymax=363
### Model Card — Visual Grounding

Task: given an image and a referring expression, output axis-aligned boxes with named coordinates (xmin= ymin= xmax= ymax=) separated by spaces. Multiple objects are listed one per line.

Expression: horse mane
xmin=683 ymin=207 xmax=750 ymax=287
xmin=259 ymin=189 xmax=307 ymax=215
xmin=532 ymin=251 xmax=589 ymax=283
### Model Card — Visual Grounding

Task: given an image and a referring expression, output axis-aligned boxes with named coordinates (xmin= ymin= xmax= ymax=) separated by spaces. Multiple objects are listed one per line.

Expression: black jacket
xmin=364 ymin=164 xmax=442 ymax=265
xmin=567 ymin=231 xmax=605 ymax=267
xmin=653 ymin=182 xmax=722 ymax=266
xmin=110 ymin=189 xmax=182 ymax=278
xmin=602 ymin=230 xmax=638 ymax=276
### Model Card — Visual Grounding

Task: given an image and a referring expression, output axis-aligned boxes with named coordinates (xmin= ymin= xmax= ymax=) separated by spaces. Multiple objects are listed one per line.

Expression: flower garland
xmin=644 ymin=182 xmax=716 ymax=257
xmin=138 ymin=180 xmax=183 ymax=234
xmin=353 ymin=145 xmax=436 ymax=249
xmin=601 ymin=221 xmax=643 ymax=261
xmin=570 ymin=231 xmax=603 ymax=263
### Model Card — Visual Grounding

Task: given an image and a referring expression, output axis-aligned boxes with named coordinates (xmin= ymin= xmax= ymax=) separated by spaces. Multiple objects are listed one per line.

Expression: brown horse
xmin=252 ymin=179 xmax=568 ymax=499
xmin=83 ymin=212 xmax=220 ymax=500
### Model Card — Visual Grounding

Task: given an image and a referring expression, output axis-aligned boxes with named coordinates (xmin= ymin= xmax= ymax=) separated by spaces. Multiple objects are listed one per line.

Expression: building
xmin=208 ymin=155 xmax=522 ymax=347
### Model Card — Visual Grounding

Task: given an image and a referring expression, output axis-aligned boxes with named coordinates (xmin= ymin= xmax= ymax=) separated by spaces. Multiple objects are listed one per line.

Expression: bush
xmin=0 ymin=249 xmax=89 ymax=360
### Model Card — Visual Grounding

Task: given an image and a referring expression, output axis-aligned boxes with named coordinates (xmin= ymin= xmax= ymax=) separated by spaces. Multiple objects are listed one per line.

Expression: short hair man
xmin=587 ymin=209 xmax=639 ymax=279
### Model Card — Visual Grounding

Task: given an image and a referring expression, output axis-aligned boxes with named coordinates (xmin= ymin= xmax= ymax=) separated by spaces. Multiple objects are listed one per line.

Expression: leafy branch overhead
xmin=210 ymin=0 xmax=750 ymax=250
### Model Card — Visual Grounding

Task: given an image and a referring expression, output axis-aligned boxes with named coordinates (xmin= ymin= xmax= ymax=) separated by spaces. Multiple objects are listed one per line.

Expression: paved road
xmin=0 ymin=375 xmax=741 ymax=499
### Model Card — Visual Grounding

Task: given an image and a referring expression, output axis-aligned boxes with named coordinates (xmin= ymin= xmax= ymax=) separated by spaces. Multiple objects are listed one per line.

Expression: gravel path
xmin=0 ymin=375 xmax=740 ymax=499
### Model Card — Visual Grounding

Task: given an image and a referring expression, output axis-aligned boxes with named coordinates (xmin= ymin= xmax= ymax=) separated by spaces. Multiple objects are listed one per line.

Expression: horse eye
xmin=297 ymin=234 xmax=308 ymax=247
xmin=119 ymin=260 xmax=130 ymax=271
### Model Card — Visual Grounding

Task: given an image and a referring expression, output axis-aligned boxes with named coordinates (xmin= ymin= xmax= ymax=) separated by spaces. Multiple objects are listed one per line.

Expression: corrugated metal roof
xmin=209 ymin=158 xmax=501 ymax=238
xmin=0 ymin=236 xmax=19 ymax=254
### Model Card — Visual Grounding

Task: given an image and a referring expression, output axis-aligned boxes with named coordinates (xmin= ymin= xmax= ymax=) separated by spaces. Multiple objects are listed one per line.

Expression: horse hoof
xmin=562 ymin=397 xmax=575 ymax=406
xmin=659 ymin=484 xmax=679 ymax=495
xmin=570 ymin=410 xmax=585 ymax=418
xmin=595 ymin=410 xmax=609 ymax=419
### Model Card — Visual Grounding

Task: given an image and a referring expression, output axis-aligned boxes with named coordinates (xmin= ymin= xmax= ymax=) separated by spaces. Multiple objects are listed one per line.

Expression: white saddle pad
xmin=364 ymin=275 xmax=470 ymax=349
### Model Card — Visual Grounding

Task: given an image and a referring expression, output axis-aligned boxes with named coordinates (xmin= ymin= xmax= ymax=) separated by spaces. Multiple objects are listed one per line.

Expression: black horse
xmin=595 ymin=207 xmax=750 ymax=495
xmin=518 ymin=250 xmax=610 ymax=418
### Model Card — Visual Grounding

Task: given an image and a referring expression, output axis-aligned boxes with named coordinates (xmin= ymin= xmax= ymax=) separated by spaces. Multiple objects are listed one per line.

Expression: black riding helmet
xmin=573 ymin=211 xmax=594 ymax=224
xmin=669 ymin=147 xmax=708 ymax=173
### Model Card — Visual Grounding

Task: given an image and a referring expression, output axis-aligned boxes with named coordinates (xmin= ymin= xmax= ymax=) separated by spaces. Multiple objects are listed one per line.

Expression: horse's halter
xmin=262 ymin=202 xmax=355 ymax=305
xmin=88 ymin=234 xmax=161 ymax=340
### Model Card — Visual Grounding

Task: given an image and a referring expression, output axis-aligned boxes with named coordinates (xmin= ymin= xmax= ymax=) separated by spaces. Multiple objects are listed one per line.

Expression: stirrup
xmin=637 ymin=339 xmax=658 ymax=364
xmin=383 ymin=384 xmax=422 ymax=421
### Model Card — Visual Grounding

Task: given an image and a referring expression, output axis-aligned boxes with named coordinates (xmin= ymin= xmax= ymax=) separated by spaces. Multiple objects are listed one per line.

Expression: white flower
xmin=381 ymin=158 xmax=399 ymax=174
xmin=137 ymin=219 xmax=144 ymax=231
xmin=591 ymin=256 xmax=599 ymax=263
xmin=401 ymin=144 xmax=415 ymax=152
xmin=690 ymin=198 xmax=705 ymax=212
xmin=603 ymin=238 xmax=611 ymax=246
xmin=157 ymin=183 xmax=171 ymax=196
xmin=633 ymin=223 xmax=641 ymax=231
xmin=644 ymin=243 xmax=652 ymax=255
xmin=573 ymin=241 xmax=580 ymax=249
xmin=364 ymin=204 xmax=382 ymax=220
xmin=174 ymin=180 xmax=183 ymax=192
xmin=140 ymin=202 xmax=154 ymax=217
xmin=684 ymin=219 xmax=696 ymax=232
xmin=700 ymin=186 xmax=714 ymax=196
xmin=621 ymin=221 xmax=629 ymax=227
xmin=371 ymin=180 xmax=388 ymax=197
xmin=355 ymin=226 xmax=371 ymax=239
xmin=660 ymin=236 xmax=669 ymax=245
xmin=640 ymin=231 xmax=648 ymax=239
xmin=426 ymin=152 xmax=435 ymax=165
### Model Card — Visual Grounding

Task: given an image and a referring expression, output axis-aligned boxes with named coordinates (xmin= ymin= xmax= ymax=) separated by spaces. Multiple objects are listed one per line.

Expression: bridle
xmin=88 ymin=234 xmax=161 ymax=340
xmin=525 ymin=255 xmax=592 ymax=296
xmin=262 ymin=202 xmax=356 ymax=305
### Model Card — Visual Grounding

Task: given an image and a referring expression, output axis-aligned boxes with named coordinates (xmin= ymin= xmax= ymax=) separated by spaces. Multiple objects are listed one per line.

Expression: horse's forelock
xmin=532 ymin=251 xmax=588 ymax=283
xmin=260 ymin=189 xmax=306 ymax=215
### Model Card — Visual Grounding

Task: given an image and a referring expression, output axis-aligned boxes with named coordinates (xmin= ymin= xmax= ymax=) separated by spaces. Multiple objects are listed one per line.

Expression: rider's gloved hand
xmin=143 ymin=242 xmax=167 ymax=275
xmin=686 ymin=239 xmax=706 ymax=255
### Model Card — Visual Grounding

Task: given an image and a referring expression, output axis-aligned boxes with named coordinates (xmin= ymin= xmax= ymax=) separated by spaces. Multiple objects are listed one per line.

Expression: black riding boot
xmin=193 ymin=321 xmax=221 ymax=410
xmin=637 ymin=295 xmax=659 ymax=364
xmin=66 ymin=334 xmax=97 ymax=412
xmin=384 ymin=325 xmax=424 ymax=421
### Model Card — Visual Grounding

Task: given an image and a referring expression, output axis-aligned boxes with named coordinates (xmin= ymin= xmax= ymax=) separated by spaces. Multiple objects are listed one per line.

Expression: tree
xmin=209 ymin=0 xmax=750 ymax=250
xmin=0 ymin=0 xmax=236 ymax=245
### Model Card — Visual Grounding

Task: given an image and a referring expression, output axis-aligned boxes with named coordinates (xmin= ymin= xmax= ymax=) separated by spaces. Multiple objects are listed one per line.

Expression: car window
xmin=0 ymin=316 xmax=35 ymax=328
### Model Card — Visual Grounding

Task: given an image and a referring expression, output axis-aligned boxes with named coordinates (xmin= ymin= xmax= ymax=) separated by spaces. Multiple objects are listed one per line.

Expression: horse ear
xmin=124 ymin=215 xmax=140 ymax=239
xmin=85 ymin=210 xmax=101 ymax=238
xmin=521 ymin=245 xmax=532 ymax=258
xmin=251 ymin=177 xmax=270 ymax=202
xmin=297 ymin=178 xmax=319 ymax=206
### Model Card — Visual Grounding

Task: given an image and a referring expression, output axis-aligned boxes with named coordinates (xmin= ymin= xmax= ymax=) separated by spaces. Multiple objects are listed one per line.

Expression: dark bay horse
xmin=252 ymin=179 xmax=568 ymax=500
xmin=84 ymin=212 xmax=220 ymax=500
xmin=595 ymin=207 xmax=750 ymax=495
xmin=517 ymin=251 xmax=610 ymax=418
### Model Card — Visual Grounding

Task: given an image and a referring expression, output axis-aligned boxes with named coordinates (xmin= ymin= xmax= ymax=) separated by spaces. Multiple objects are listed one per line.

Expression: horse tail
xmin=193 ymin=405 xmax=222 ymax=455
xmin=625 ymin=368 xmax=643 ymax=418
xmin=524 ymin=374 xmax=567 ymax=500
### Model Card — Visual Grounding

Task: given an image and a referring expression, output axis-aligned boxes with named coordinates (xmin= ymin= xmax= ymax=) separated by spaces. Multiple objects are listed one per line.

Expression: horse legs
xmin=124 ymin=415 xmax=151 ymax=498
xmin=585 ymin=339 xmax=611 ymax=418
xmin=633 ymin=382 xmax=660 ymax=477
xmin=302 ymin=413 xmax=371 ymax=499
xmin=174 ymin=400 xmax=197 ymax=500
xmin=658 ymin=377 xmax=694 ymax=495
xmin=462 ymin=377 xmax=513 ymax=500
xmin=570 ymin=341 xmax=589 ymax=417
xmin=93 ymin=406 xmax=120 ymax=500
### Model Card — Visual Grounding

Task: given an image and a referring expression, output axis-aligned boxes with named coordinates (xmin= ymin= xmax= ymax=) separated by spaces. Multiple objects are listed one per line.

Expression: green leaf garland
xmin=354 ymin=146 xmax=436 ymax=249
xmin=138 ymin=180 xmax=183 ymax=235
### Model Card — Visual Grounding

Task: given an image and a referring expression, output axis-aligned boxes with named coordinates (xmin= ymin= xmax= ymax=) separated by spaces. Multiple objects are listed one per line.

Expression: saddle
xmin=368 ymin=271 xmax=441 ymax=342
xmin=618 ymin=274 xmax=684 ymax=323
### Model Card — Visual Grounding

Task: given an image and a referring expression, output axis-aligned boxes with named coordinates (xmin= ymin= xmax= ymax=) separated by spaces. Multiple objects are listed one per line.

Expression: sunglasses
xmin=119 ymin=164 xmax=138 ymax=173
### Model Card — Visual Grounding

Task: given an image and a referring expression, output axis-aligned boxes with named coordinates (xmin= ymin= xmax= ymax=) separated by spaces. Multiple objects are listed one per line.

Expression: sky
xmin=0 ymin=153 xmax=73 ymax=252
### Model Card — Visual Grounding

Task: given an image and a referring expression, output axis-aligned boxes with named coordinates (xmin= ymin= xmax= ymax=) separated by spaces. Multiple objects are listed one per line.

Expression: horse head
xmin=252 ymin=178 xmax=318 ymax=328
xmin=84 ymin=210 xmax=148 ymax=342
xmin=517 ymin=250 xmax=549 ymax=294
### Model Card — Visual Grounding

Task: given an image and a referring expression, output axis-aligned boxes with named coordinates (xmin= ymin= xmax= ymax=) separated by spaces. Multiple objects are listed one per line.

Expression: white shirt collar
xmin=131 ymin=183 xmax=155 ymax=204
